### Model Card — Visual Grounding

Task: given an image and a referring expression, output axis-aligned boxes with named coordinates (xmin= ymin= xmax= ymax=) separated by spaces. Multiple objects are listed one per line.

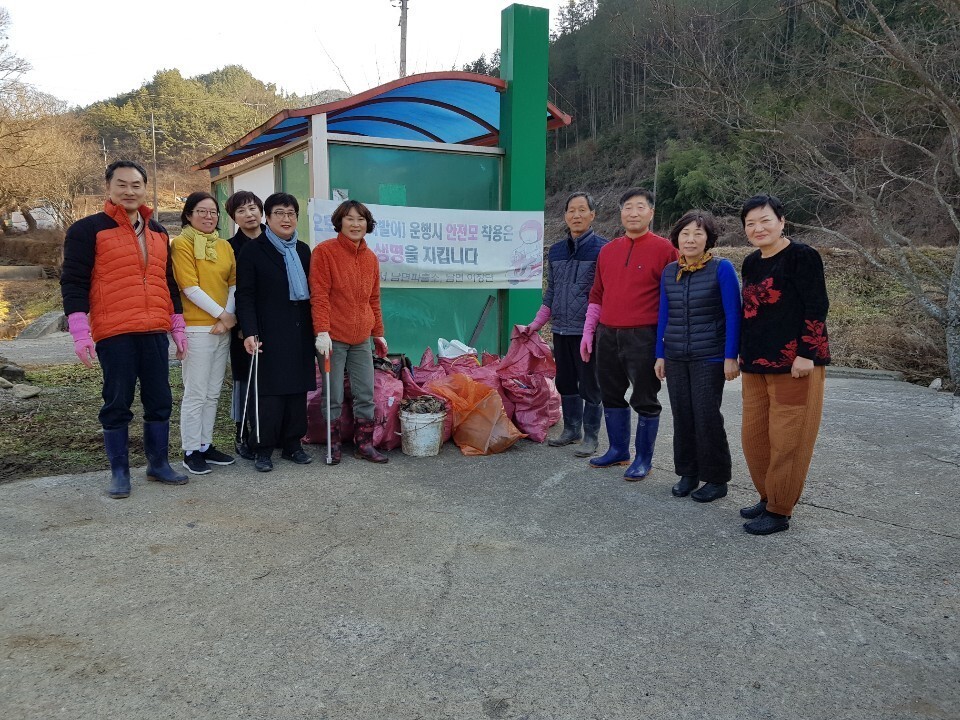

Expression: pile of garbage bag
xmin=304 ymin=326 xmax=561 ymax=454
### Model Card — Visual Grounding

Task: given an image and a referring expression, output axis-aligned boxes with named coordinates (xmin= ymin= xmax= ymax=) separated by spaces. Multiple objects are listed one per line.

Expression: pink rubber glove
xmin=171 ymin=314 xmax=188 ymax=359
xmin=526 ymin=304 xmax=552 ymax=333
xmin=67 ymin=312 xmax=97 ymax=368
xmin=374 ymin=336 xmax=388 ymax=358
xmin=580 ymin=302 xmax=602 ymax=362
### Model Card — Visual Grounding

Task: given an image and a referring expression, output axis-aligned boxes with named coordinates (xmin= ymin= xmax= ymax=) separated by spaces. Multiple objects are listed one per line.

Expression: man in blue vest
xmin=523 ymin=192 xmax=607 ymax=456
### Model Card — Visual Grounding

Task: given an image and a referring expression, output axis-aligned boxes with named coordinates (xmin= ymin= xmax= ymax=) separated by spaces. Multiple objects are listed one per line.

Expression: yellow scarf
xmin=676 ymin=251 xmax=713 ymax=281
xmin=181 ymin=224 xmax=220 ymax=263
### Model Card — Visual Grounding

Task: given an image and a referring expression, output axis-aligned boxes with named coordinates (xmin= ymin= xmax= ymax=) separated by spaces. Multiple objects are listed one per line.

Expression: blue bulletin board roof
xmin=193 ymin=71 xmax=572 ymax=170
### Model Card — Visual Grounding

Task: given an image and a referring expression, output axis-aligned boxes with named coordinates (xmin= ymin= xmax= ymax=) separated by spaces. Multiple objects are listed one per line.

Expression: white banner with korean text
xmin=309 ymin=199 xmax=544 ymax=289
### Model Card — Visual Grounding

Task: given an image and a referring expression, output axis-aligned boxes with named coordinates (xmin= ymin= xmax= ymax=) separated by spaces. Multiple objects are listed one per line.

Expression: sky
xmin=3 ymin=0 xmax=558 ymax=107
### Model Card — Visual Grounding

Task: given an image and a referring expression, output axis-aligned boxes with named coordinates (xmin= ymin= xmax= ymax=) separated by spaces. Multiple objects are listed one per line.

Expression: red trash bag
xmin=413 ymin=347 xmax=446 ymax=388
xmin=304 ymin=367 xmax=355 ymax=443
xmin=304 ymin=368 xmax=401 ymax=450
xmin=500 ymin=374 xmax=562 ymax=443
xmin=401 ymin=368 xmax=453 ymax=442
xmin=303 ymin=365 xmax=327 ymax=444
xmin=372 ymin=369 xmax=403 ymax=450
xmin=426 ymin=374 xmax=525 ymax=456
xmin=497 ymin=325 xmax=557 ymax=380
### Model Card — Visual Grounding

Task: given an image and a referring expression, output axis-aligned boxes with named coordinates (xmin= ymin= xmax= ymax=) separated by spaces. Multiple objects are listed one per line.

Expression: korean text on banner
xmin=309 ymin=199 xmax=544 ymax=290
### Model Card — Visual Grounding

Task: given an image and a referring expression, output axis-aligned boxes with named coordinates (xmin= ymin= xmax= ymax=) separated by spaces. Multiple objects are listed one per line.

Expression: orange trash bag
xmin=426 ymin=373 xmax=525 ymax=456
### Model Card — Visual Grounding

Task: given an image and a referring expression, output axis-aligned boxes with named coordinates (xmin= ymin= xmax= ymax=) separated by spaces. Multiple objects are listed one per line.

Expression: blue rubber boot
xmin=103 ymin=427 xmax=131 ymax=499
xmin=589 ymin=407 xmax=632 ymax=468
xmin=143 ymin=421 xmax=188 ymax=485
xmin=624 ymin=415 xmax=660 ymax=480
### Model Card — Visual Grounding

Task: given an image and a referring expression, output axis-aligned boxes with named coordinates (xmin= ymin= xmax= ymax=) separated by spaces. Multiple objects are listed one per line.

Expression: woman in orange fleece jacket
xmin=310 ymin=200 xmax=389 ymax=464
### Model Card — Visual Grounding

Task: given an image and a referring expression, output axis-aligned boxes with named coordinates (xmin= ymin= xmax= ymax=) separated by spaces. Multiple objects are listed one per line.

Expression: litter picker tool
xmin=313 ymin=348 xmax=334 ymax=465
xmin=241 ymin=336 xmax=260 ymax=445
xmin=324 ymin=353 xmax=332 ymax=465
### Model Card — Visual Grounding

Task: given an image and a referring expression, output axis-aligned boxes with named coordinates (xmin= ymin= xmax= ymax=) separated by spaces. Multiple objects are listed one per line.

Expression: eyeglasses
xmin=271 ymin=210 xmax=297 ymax=219
xmin=192 ymin=209 xmax=219 ymax=218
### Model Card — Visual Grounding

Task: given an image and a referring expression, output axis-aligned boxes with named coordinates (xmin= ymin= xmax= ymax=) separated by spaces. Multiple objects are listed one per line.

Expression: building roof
xmin=193 ymin=71 xmax=572 ymax=171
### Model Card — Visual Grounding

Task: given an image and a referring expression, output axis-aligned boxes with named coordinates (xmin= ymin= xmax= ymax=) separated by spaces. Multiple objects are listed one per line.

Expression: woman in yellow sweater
xmin=171 ymin=192 xmax=237 ymax=475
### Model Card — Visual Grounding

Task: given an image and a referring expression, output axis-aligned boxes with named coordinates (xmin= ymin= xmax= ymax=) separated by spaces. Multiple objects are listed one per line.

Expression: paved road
xmin=1 ymin=372 xmax=957 ymax=719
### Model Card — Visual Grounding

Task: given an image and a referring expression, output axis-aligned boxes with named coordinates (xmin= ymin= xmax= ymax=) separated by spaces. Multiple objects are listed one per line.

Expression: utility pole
xmin=397 ymin=0 xmax=408 ymax=77
xmin=151 ymin=109 xmax=159 ymax=213
xmin=101 ymin=137 xmax=108 ymax=167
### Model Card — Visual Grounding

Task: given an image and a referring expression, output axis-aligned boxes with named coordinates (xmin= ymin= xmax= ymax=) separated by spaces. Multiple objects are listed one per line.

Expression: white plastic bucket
xmin=399 ymin=410 xmax=446 ymax=457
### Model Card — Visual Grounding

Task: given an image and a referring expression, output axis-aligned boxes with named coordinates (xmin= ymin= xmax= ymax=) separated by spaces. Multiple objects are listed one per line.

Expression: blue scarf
xmin=264 ymin=226 xmax=309 ymax=301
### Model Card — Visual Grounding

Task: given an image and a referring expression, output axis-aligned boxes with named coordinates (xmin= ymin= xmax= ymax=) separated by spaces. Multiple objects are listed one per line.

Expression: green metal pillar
xmin=499 ymin=3 xmax=549 ymax=351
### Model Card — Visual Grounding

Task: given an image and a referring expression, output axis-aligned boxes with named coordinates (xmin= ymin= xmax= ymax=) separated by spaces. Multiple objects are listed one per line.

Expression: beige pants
xmin=741 ymin=367 xmax=825 ymax=516
xmin=180 ymin=330 xmax=230 ymax=452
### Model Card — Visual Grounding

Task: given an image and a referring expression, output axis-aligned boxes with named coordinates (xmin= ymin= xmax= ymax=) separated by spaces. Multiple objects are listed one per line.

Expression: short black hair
xmin=264 ymin=193 xmax=299 ymax=217
xmin=740 ymin=194 xmax=785 ymax=226
xmin=331 ymin=199 xmax=377 ymax=234
xmin=180 ymin=192 xmax=219 ymax=227
xmin=564 ymin=191 xmax=595 ymax=212
xmin=105 ymin=160 xmax=147 ymax=183
xmin=225 ymin=190 xmax=264 ymax=219
xmin=619 ymin=188 xmax=655 ymax=209
xmin=669 ymin=210 xmax=719 ymax=250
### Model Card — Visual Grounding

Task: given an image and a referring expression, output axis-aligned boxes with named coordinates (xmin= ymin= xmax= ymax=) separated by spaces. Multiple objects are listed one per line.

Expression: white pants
xmin=180 ymin=330 xmax=230 ymax=452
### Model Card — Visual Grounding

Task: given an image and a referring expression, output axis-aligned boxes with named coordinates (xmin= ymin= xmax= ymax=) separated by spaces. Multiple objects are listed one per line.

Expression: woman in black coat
xmin=235 ymin=192 xmax=316 ymax=471
xmin=225 ymin=190 xmax=266 ymax=460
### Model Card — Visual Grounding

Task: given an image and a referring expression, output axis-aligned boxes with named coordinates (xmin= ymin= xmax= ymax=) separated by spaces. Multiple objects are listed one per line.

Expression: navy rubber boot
xmin=549 ymin=395 xmax=583 ymax=446
xmin=103 ymin=427 xmax=131 ymax=499
xmin=624 ymin=415 xmax=660 ymax=480
xmin=574 ymin=402 xmax=603 ymax=458
xmin=143 ymin=421 xmax=189 ymax=485
xmin=589 ymin=407 xmax=632 ymax=468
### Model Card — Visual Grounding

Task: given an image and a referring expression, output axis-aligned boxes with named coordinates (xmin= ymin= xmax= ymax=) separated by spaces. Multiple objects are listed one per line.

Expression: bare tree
xmin=643 ymin=0 xmax=960 ymax=383
xmin=0 ymin=8 xmax=99 ymax=230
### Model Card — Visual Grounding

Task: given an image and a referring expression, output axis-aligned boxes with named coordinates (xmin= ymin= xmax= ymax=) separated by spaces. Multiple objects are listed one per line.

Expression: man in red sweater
xmin=580 ymin=188 xmax=678 ymax=478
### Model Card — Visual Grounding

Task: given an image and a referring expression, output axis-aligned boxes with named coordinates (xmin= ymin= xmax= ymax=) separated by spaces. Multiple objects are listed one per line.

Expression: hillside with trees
xmin=526 ymin=0 xmax=959 ymax=384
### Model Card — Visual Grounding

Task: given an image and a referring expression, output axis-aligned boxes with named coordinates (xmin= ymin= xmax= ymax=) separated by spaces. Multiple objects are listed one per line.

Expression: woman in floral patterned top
xmin=738 ymin=194 xmax=830 ymax=535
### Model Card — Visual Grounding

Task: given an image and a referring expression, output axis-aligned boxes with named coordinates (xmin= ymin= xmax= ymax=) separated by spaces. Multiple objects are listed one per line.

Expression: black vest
xmin=662 ymin=257 xmax=725 ymax=360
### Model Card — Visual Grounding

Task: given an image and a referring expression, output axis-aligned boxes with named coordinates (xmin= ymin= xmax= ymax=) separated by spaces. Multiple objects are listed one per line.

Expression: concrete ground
xmin=0 ymin=342 xmax=958 ymax=718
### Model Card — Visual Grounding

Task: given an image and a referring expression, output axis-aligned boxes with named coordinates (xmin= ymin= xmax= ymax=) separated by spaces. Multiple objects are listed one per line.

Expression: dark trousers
xmin=596 ymin=324 xmax=661 ymax=416
xmin=253 ymin=393 xmax=307 ymax=455
xmin=96 ymin=332 xmax=172 ymax=430
xmin=664 ymin=359 xmax=731 ymax=484
xmin=553 ymin=333 xmax=601 ymax=404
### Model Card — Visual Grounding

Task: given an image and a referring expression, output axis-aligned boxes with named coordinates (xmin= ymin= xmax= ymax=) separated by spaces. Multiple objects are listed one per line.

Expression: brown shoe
xmin=354 ymin=420 xmax=388 ymax=463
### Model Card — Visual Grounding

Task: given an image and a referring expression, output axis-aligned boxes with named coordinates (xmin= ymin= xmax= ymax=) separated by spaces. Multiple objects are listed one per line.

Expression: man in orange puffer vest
xmin=61 ymin=160 xmax=189 ymax=499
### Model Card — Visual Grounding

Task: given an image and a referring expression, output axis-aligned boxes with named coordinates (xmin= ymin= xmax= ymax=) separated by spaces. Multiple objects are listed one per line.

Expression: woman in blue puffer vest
xmin=654 ymin=210 xmax=742 ymax=503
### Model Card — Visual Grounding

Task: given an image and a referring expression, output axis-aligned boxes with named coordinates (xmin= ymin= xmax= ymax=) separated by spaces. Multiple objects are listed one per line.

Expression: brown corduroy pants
xmin=740 ymin=367 xmax=825 ymax=516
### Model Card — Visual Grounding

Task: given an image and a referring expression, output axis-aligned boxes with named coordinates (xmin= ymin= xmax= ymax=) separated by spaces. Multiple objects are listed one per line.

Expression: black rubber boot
xmin=691 ymin=482 xmax=728 ymax=503
xmin=103 ymin=427 xmax=131 ymax=499
xmin=143 ymin=421 xmax=189 ymax=485
xmin=671 ymin=475 xmax=699 ymax=497
xmin=574 ymin=403 xmax=603 ymax=458
xmin=549 ymin=395 xmax=583 ymax=446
